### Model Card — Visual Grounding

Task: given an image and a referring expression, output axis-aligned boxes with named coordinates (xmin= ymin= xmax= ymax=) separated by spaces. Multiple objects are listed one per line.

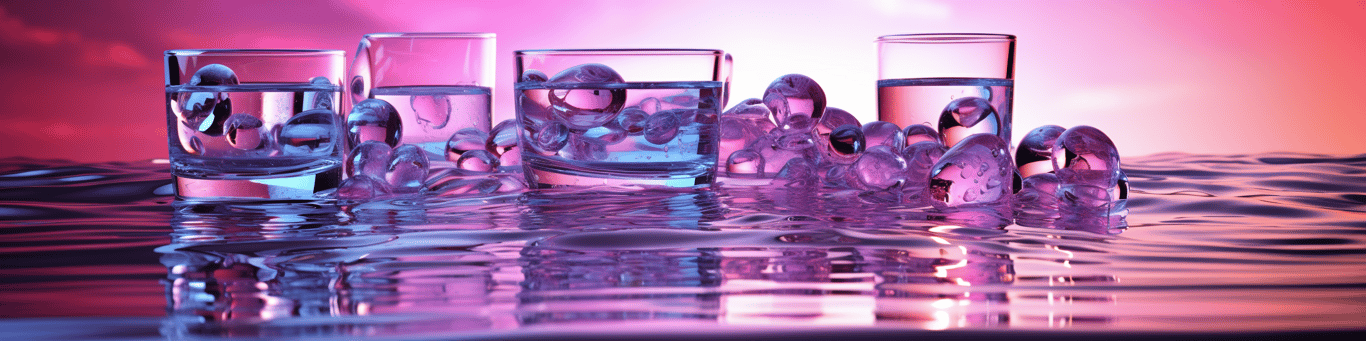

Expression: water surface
xmin=1 ymin=153 xmax=1364 ymax=339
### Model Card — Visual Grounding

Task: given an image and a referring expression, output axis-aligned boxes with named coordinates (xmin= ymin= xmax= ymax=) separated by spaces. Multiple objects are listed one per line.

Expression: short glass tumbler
xmin=877 ymin=34 xmax=1015 ymax=149
xmin=347 ymin=33 xmax=496 ymax=163
xmin=515 ymin=49 xmax=726 ymax=188
xmin=165 ymin=49 xmax=346 ymax=200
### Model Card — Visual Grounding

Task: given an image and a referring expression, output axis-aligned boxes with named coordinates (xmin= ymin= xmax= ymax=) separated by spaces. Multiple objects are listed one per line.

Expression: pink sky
xmin=0 ymin=0 xmax=1362 ymax=162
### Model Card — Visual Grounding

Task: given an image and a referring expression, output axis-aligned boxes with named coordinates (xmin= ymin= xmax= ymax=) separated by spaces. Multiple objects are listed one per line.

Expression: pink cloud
xmin=0 ymin=5 xmax=151 ymax=68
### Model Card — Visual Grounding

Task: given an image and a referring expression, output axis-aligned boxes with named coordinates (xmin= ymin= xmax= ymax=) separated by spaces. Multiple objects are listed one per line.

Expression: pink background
xmin=1 ymin=0 xmax=1363 ymax=163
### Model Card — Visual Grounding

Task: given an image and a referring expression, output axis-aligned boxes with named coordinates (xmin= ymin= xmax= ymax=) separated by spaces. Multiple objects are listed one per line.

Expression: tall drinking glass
xmin=347 ymin=33 xmax=496 ymax=164
xmin=515 ymin=49 xmax=726 ymax=189
xmin=877 ymin=34 xmax=1015 ymax=148
xmin=165 ymin=49 xmax=345 ymax=200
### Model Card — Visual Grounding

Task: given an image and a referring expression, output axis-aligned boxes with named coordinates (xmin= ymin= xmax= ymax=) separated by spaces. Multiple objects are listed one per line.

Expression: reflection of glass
xmin=514 ymin=49 xmax=726 ymax=188
xmin=519 ymin=188 xmax=725 ymax=230
xmin=165 ymin=49 xmax=345 ymax=200
xmin=159 ymin=202 xmax=527 ymax=337
xmin=516 ymin=227 xmax=1019 ymax=329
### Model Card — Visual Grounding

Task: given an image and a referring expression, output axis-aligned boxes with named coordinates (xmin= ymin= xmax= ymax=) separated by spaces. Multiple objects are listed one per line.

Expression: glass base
xmin=174 ymin=166 xmax=342 ymax=200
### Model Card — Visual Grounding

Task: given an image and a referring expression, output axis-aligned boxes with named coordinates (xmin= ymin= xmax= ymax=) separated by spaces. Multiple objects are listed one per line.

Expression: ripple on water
xmin=1 ymin=153 xmax=1365 ymax=336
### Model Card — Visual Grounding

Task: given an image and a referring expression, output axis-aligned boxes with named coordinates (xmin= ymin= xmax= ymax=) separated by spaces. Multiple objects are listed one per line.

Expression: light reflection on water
xmin=1 ymin=153 xmax=1365 ymax=339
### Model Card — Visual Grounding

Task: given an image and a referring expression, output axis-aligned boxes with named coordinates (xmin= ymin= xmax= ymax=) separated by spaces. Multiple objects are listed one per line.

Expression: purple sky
xmin=1 ymin=0 xmax=1363 ymax=162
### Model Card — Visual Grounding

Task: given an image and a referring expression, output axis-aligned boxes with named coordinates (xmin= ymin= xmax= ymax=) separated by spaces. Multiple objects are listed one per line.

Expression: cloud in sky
xmin=0 ymin=5 xmax=150 ymax=69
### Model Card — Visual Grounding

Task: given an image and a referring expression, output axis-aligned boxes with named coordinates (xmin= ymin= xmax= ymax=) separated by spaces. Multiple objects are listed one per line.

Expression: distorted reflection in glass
xmin=159 ymin=201 xmax=534 ymax=338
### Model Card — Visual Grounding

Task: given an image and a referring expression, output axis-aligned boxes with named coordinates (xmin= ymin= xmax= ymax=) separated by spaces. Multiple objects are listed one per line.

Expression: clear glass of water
xmin=165 ymin=49 xmax=345 ymax=200
xmin=514 ymin=49 xmax=727 ymax=189
xmin=877 ymin=34 xmax=1015 ymax=148
xmin=347 ymin=33 xmax=496 ymax=161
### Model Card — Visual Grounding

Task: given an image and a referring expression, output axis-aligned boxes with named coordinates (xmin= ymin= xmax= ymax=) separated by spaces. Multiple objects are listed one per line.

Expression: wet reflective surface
xmin=1 ymin=153 xmax=1365 ymax=339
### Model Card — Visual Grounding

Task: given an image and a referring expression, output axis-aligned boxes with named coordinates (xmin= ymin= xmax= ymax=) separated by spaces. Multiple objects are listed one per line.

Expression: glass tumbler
xmin=877 ymin=33 xmax=1015 ymax=149
xmin=165 ymin=49 xmax=345 ymax=200
xmin=346 ymin=33 xmax=496 ymax=162
xmin=514 ymin=49 xmax=726 ymax=189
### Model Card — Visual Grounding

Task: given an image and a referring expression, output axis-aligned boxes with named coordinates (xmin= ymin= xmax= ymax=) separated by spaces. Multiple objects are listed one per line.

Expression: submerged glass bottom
xmin=0 ymin=153 xmax=1363 ymax=339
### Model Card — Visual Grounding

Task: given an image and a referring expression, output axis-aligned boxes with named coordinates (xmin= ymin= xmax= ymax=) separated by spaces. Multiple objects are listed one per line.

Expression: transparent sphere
xmin=762 ymin=74 xmax=826 ymax=131
xmin=1051 ymin=125 xmax=1121 ymax=186
xmin=927 ymin=134 xmax=1014 ymax=207
xmin=347 ymin=98 xmax=402 ymax=147
xmin=1016 ymin=125 xmax=1066 ymax=178
xmin=937 ymin=97 xmax=1000 ymax=148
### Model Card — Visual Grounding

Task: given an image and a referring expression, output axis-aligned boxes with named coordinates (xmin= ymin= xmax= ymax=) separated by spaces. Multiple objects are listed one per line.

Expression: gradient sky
xmin=0 ymin=0 xmax=1362 ymax=162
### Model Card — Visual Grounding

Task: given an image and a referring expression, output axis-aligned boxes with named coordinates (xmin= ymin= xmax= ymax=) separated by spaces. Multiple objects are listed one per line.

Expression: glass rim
xmin=164 ymin=49 xmax=344 ymax=57
xmin=515 ymin=49 xmax=723 ymax=56
xmin=876 ymin=33 xmax=1016 ymax=44
xmin=364 ymin=32 xmax=496 ymax=39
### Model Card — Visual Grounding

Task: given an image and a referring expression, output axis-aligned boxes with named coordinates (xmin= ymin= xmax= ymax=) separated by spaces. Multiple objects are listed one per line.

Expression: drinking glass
xmin=165 ymin=49 xmax=345 ymax=200
xmin=877 ymin=33 xmax=1015 ymax=148
xmin=514 ymin=49 xmax=726 ymax=189
xmin=346 ymin=33 xmax=496 ymax=163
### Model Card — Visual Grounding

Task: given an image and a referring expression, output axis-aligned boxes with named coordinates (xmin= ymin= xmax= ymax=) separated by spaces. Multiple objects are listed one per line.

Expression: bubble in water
xmin=563 ymin=134 xmax=609 ymax=161
xmin=774 ymin=128 xmax=816 ymax=151
xmin=519 ymin=90 xmax=554 ymax=127
xmin=280 ymin=109 xmax=339 ymax=156
xmin=223 ymin=113 xmax=264 ymax=150
xmin=487 ymin=119 xmax=520 ymax=155
xmin=547 ymin=63 xmax=627 ymax=130
xmin=457 ymin=149 xmax=500 ymax=172
xmin=643 ymin=111 xmax=681 ymax=145
xmin=901 ymin=141 xmax=947 ymax=190
xmin=763 ymin=74 xmax=826 ymax=131
xmin=521 ymin=69 xmax=548 ymax=83
xmin=1016 ymin=125 xmax=1066 ymax=178
xmin=824 ymin=124 xmax=865 ymax=164
xmin=347 ymin=98 xmax=402 ymax=147
xmin=585 ymin=119 xmax=627 ymax=144
xmin=307 ymin=76 xmax=334 ymax=111
xmin=530 ymin=121 xmax=570 ymax=154
xmin=938 ymin=97 xmax=1000 ymax=148
xmin=387 ymin=144 xmax=429 ymax=193
xmin=348 ymin=141 xmax=392 ymax=178
xmin=816 ymin=107 xmax=860 ymax=136
xmin=926 ymin=134 xmax=1014 ymax=207
xmin=411 ymin=94 xmax=452 ymax=129
xmin=901 ymin=124 xmax=939 ymax=147
xmin=445 ymin=128 xmax=489 ymax=161
xmin=617 ymin=108 xmax=650 ymax=135
xmin=853 ymin=145 xmax=908 ymax=190
xmin=637 ymin=97 xmax=662 ymax=114
xmin=179 ymin=64 xmax=239 ymax=137
xmin=727 ymin=149 xmax=765 ymax=176
xmin=862 ymin=121 xmax=904 ymax=149
xmin=336 ymin=174 xmax=390 ymax=200
xmin=1052 ymin=125 xmax=1121 ymax=186
xmin=190 ymin=64 xmax=238 ymax=86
